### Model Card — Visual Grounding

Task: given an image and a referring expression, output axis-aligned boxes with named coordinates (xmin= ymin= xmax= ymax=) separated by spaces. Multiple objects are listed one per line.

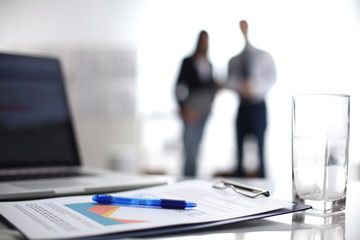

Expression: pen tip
xmin=186 ymin=202 xmax=197 ymax=208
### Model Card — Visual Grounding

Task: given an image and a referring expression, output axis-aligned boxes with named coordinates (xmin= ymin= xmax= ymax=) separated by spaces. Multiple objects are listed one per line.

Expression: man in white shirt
xmin=227 ymin=20 xmax=276 ymax=178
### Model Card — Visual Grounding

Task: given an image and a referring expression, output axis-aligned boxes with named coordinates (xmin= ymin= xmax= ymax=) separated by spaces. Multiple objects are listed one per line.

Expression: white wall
xmin=0 ymin=0 xmax=145 ymax=47
xmin=1 ymin=0 xmax=360 ymax=180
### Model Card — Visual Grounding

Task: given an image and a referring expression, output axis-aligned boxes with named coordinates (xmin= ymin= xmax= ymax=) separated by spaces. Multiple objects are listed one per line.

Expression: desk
xmin=1 ymin=179 xmax=359 ymax=240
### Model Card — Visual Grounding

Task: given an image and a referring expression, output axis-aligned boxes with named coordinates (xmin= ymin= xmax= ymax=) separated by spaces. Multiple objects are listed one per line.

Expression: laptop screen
xmin=0 ymin=53 xmax=80 ymax=168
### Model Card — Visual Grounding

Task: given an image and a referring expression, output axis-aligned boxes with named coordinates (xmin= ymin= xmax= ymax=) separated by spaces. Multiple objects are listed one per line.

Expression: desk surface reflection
xmin=1 ymin=179 xmax=359 ymax=240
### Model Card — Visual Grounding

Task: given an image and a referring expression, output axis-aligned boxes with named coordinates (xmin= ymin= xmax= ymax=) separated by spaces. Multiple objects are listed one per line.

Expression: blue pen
xmin=92 ymin=194 xmax=197 ymax=209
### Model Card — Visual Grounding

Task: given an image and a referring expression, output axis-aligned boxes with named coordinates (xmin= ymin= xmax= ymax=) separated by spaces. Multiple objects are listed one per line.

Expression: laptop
xmin=0 ymin=52 xmax=169 ymax=201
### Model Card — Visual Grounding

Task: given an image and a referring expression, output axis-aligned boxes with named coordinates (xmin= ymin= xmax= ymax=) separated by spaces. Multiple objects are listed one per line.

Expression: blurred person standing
xmin=226 ymin=20 xmax=276 ymax=178
xmin=175 ymin=30 xmax=218 ymax=177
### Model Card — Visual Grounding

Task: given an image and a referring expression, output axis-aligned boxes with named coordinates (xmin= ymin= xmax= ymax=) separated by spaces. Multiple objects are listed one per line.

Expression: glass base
xmin=293 ymin=192 xmax=346 ymax=215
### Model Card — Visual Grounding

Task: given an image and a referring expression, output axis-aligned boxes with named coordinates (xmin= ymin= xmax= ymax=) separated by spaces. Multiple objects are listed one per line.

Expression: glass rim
xmin=292 ymin=93 xmax=350 ymax=98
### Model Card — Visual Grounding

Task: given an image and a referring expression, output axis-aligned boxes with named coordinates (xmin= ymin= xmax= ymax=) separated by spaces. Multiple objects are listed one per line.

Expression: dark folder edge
xmin=82 ymin=202 xmax=311 ymax=240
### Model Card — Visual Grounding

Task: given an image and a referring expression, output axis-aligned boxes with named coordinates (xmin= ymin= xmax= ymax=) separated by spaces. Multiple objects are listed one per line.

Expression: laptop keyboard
xmin=0 ymin=168 xmax=92 ymax=181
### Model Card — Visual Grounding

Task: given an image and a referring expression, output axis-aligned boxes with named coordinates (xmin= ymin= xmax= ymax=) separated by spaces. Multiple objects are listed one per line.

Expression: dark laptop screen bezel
xmin=0 ymin=52 xmax=81 ymax=169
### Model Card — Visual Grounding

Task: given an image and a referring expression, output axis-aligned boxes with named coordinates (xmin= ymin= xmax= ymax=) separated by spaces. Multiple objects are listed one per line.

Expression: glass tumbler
xmin=292 ymin=94 xmax=350 ymax=214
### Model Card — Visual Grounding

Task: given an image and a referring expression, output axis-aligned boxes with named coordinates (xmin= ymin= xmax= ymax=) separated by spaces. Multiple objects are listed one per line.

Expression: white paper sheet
xmin=0 ymin=180 xmax=293 ymax=240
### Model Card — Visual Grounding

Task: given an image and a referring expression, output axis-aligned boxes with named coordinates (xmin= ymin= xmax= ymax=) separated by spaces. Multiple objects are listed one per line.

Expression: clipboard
xmin=0 ymin=179 xmax=311 ymax=240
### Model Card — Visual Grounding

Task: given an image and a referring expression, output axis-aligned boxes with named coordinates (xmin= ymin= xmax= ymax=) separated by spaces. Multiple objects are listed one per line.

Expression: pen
xmin=92 ymin=194 xmax=197 ymax=209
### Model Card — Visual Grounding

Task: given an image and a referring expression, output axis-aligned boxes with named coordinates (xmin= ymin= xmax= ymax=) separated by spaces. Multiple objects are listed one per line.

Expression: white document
xmin=0 ymin=180 xmax=293 ymax=240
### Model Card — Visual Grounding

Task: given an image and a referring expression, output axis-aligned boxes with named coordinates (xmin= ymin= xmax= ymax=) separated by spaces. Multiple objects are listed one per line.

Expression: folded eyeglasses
xmin=212 ymin=179 xmax=270 ymax=198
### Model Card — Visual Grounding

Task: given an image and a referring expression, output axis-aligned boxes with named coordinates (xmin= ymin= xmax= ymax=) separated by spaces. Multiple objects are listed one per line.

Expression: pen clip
xmin=212 ymin=179 xmax=270 ymax=198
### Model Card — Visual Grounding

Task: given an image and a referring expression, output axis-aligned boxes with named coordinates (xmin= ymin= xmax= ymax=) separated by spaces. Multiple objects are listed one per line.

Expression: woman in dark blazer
xmin=175 ymin=30 xmax=218 ymax=176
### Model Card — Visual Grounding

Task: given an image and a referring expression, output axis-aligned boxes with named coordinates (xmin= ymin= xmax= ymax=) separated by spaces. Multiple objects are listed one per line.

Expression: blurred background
xmin=1 ymin=0 xmax=360 ymax=181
